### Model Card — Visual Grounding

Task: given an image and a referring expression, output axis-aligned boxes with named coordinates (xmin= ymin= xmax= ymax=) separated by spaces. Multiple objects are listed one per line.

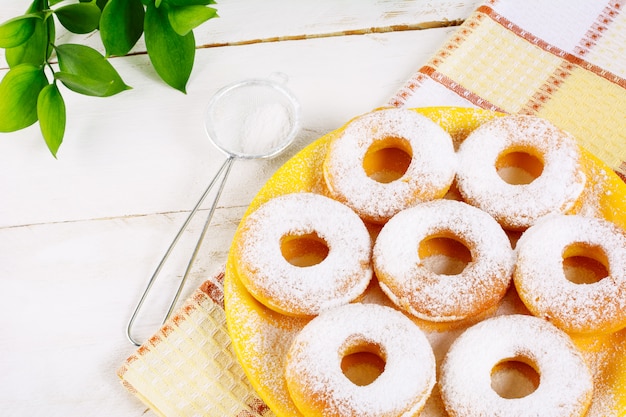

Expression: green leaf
xmin=166 ymin=0 xmax=217 ymax=6
xmin=80 ymin=0 xmax=111 ymax=10
xmin=54 ymin=3 xmax=101 ymax=34
xmin=6 ymin=14 xmax=54 ymax=67
xmin=55 ymin=43 xmax=131 ymax=97
xmin=54 ymin=71 xmax=117 ymax=97
xmin=37 ymin=83 xmax=66 ymax=157
xmin=0 ymin=14 xmax=39 ymax=48
xmin=100 ymin=0 xmax=145 ymax=56
xmin=0 ymin=64 xmax=48 ymax=132
xmin=6 ymin=0 xmax=53 ymax=66
xmin=144 ymin=3 xmax=195 ymax=93
xmin=97 ymin=0 xmax=110 ymax=10
xmin=26 ymin=0 xmax=48 ymax=13
xmin=168 ymin=5 xmax=217 ymax=36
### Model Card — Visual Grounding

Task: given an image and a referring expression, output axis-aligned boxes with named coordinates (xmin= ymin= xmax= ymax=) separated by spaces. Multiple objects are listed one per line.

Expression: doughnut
xmin=323 ymin=108 xmax=456 ymax=224
xmin=455 ymin=115 xmax=586 ymax=230
xmin=233 ymin=192 xmax=372 ymax=317
xmin=514 ymin=214 xmax=626 ymax=334
xmin=284 ymin=303 xmax=436 ymax=417
xmin=373 ymin=199 xmax=515 ymax=322
xmin=439 ymin=314 xmax=593 ymax=417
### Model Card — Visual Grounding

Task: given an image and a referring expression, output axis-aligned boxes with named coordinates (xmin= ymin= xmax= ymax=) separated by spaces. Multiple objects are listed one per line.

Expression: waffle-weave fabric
xmin=117 ymin=275 xmax=275 ymax=417
xmin=390 ymin=0 xmax=626 ymax=180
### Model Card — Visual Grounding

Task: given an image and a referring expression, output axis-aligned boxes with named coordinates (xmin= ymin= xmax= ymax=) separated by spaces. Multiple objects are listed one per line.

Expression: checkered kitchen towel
xmin=390 ymin=0 xmax=626 ymax=180
xmin=118 ymin=273 xmax=275 ymax=417
xmin=118 ymin=1 xmax=626 ymax=416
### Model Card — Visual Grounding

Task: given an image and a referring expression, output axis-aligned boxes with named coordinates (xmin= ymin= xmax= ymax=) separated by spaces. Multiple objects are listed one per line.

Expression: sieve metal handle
xmin=126 ymin=156 xmax=235 ymax=346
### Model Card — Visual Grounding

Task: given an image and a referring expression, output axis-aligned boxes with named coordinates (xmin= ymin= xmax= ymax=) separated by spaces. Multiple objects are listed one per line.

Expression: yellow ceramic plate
xmin=224 ymin=107 xmax=626 ymax=417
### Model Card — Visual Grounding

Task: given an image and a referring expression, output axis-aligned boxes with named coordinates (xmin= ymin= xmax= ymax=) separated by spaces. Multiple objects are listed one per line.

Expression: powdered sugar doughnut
xmin=323 ymin=108 xmax=456 ymax=224
xmin=373 ymin=200 xmax=515 ymax=322
xmin=514 ymin=214 xmax=626 ymax=334
xmin=440 ymin=314 xmax=593 ymax=417
xmin=285 ymin=303 xmax=436 ymax=417
xmin=456 ymin=115 xmax=586 ymax=230
xmin=233 ymin=192 xmax=372 ymax=317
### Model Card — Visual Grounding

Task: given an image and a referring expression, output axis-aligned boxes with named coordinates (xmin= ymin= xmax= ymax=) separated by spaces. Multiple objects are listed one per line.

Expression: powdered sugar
xmin=206 ymin=81 xmax=298 ymax=158
xmin=238 ymin=102 xmax=292 ymax=155
xmin=234 ymin=192 xmax=372 ymax=316
xmin=323 ymin=108 xmax=457 ymax=223
xmin=456 ymin=115 xmax=586 ymax=230
xmin=374 ymin=199 xmax=515 ymax=321
xmin=285 ymin=303 xmax=436 ymax=417
xmin=514 ymin=214 xmax=626 ymax=334
xmin=579 ymin=328 xmax=626 ymax=416
xmin=577 ymin=162 xmax=613 ymax=218
xmin=440 ymin=314 xmax=594 ymax=417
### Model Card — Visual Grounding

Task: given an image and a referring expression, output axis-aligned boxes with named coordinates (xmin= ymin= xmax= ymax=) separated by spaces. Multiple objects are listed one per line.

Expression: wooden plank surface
xmin=1 ymin=27 xmax=462 ymax=227
xmin=0 ymin=1 xmax=479 ymax=416
xmin=1 ymin=0 xmax=474 ymax=63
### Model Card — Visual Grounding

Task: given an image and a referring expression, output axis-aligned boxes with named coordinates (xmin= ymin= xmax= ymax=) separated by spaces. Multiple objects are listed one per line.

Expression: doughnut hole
xmin=363 ymin=136 xmax=412 ymax=183
xmin=491 ymin=357 xmax=540 ymax=399
xmin=340 ymin=338 xmax=386 ymax=386
xmin=562 ymin=242 xmax=609 ymax=284
xmin=418 ymin=233 xmax=473 ymax=275
xmin=280 ymin=232 xmax=329 ymax=267
xmin=496 ymin=147 xmax=544 ymax=185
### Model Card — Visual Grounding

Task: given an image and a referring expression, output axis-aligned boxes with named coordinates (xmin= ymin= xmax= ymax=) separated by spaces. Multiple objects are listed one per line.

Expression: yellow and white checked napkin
xmin=390 ymin=0 xmax=626 ymax=179
xmin=118 ymin=273 xmax=275 ymax=417
xmin=118 ymin=1 xmax=626 ymax=416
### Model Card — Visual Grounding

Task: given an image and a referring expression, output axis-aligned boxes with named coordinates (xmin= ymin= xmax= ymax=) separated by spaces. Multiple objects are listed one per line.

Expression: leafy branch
xmin=0 ymin=0 xmax=218 ymax=157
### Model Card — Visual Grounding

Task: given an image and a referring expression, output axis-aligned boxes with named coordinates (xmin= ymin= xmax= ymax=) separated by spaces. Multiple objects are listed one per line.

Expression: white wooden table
xmin=0 ymin=1 xmax=479 ymax=415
